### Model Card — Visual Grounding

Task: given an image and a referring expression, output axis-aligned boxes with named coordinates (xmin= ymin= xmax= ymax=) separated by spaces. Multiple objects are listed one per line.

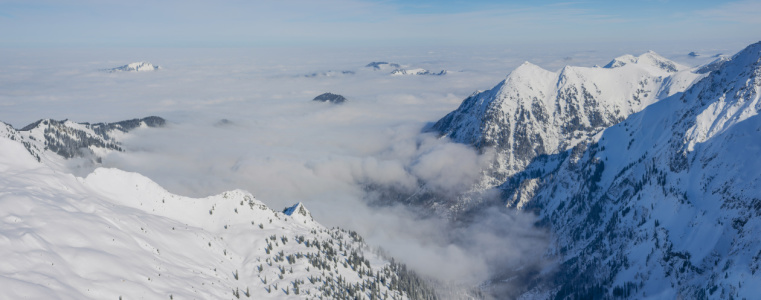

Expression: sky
xmin=0 ymin=0 xmax=759 ymax=48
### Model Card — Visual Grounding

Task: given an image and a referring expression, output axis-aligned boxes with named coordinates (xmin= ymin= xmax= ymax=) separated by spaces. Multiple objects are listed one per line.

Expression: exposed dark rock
xmin=365 ymin=62 xmax=400 ymax=70
xmin=313 ymin=93 xmax=347 ymax=104
xmin=214 ymin=119 xmax=234 ymax=127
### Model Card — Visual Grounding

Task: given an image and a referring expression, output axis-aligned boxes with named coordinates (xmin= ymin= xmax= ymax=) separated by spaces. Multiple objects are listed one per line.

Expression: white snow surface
xmin=0 ymin=124 xmax=415 ymax=299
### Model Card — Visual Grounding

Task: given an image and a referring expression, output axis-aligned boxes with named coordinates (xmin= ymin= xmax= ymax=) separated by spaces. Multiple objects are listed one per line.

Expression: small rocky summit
xmin=365 ymin=61 xmax=401 ymax=70
xmin=107 ymin=61 xmax=160 ymax=73
xmin=312 ymin=92 xmax=347 ymax=104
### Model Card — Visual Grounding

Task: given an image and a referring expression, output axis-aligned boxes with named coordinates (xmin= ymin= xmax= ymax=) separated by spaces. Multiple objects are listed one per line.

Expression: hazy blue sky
xmin=0 ymin=0 xmax=759 ymax=48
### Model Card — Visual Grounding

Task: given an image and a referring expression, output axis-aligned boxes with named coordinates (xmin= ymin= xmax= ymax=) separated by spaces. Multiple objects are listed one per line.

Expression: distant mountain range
xmin=390 ymin=69 xmax=447 ymax=76
xmin=299 ymin=61 xmax=448 ymax=78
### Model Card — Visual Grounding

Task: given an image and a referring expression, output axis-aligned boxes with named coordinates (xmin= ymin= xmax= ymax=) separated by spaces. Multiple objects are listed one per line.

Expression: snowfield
xmin=0 ymin=123 xmax=436 ymax=299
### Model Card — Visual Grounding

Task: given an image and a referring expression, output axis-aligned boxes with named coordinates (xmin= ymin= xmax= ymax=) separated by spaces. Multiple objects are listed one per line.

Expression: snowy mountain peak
xmin=107 ymin=61 xmax=160 ymax=72
xmin=514 ymin=60 xmax=547 ymax=72
xmin=604 ymin=54 xmax=637 ymax=68
xmin=638 ymin=51 xmax=682 ymax=72
xmin=496 ymin=62 xmax=555 ymax=99
xmin=604 ymin=51 xmax=682 ymax=73
xmin=283 ymin=202 xmax=310 ymax=217
xmin=432 ymin=51 xmax=701 ymax=192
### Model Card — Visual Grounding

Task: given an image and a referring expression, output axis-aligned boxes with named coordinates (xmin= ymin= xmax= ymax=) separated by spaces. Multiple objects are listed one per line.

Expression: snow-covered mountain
xmin=365 ymin=61 xmax=447 ymax=76
xmin=695 ymin=55 xmax=731 ymax=74
xmin=390 ymin=69 xmax=447 ymax=76
xmin=433 ymin=51 xmax=702 ymax=189
xmin=0 ymin=121 xmax=438 ymax=299
xmin=107 ymin=61 xmax=161 ymax=72
xmin=503 ymin=41 xmax=761 ymax=299
xmin=13 ymin=116 xmax=165 ymax=164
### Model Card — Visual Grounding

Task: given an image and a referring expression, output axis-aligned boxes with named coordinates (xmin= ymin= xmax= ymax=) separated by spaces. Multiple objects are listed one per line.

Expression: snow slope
xmin=0 ymin=121 xmax=436 ymax=300
xmin=507 ymin=41 xmax=761 ymax=299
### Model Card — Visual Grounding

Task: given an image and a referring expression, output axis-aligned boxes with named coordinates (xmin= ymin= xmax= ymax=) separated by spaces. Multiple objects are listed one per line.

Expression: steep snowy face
xmin=681 ymin=42 xmax=761 ymax=152
xmin=695 ymin=55 xmax=731 ymax=74
xmin=0 ymin=121 xmax=438 ymax=300
xmin=433 ymin=52 xmax=700 ymax=184
xmin=107 ymin=61 xmax=160 ymax=72
xmin=509 ymin=41 xmax=761 ymax=299
xmin=15 ymin=116 xmax=165 ymax=163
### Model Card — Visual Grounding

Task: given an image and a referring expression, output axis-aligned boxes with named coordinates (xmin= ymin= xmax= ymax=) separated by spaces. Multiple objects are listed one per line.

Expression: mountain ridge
xmin=425 ymin=51 xmax=702 ymax=216
xmin=504 ymin=40 xmax=761 ymax=299
xmin=0 ymin=117 xmax=443 ymax=299
xmin=13 ymin=116 xmax=165 ymax=163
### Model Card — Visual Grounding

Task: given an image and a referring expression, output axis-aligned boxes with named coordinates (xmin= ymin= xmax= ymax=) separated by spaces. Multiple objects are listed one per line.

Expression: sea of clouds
xmin=0 ymin=43 xmax=728 ymax=286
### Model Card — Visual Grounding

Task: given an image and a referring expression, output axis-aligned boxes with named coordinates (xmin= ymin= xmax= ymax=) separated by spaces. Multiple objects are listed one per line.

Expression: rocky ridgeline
xmin=13 ymin=116 xmax=165 ymax=162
